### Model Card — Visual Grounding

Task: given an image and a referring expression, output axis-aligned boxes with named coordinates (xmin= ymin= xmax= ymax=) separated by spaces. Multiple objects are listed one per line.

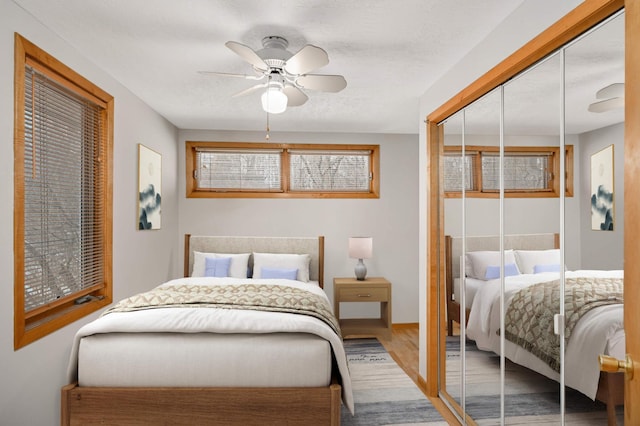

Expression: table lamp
xmin=348 ymin=237 xmax=373 ymax=280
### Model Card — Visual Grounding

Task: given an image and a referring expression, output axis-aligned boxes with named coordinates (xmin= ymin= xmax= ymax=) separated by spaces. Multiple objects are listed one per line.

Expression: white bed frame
xmin=445 ymin=233 xmax=623 ymax=425
xmin=61 ymin=235 xmax=342 ymax=426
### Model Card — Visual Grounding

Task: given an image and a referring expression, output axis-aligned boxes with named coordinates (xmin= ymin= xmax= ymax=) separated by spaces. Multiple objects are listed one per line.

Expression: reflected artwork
xmin=590 ymin=144 xmax=614 ymax=231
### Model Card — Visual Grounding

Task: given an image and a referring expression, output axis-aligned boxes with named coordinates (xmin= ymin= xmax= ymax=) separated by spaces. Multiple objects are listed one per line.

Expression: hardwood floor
xmin=378 ymin=323 xmax=420 ymax=383
xmin=377 ymin=323 xmax=462 ymax=425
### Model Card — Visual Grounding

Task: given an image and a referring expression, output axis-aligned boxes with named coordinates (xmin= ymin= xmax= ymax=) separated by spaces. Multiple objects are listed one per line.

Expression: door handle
xmin=599 ymin=354 xmax=635 ymax=380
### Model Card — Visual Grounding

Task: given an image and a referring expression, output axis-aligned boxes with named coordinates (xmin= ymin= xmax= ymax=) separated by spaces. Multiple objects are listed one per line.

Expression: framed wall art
xmin=590 ymin=144 xmax=614 ymax=231
xmin=138 ymin=144 xmax=162 ymax=230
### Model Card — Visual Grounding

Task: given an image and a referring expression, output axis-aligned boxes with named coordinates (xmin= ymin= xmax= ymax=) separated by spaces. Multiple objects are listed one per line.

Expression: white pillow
xmin=252 ymin=253 xmax=311 ymax=283
xmin=465 ymin=250 xmax=518 ymax=280
xmin=192 ymin=252 xmax=250 ymax=278
xmin=515 ymin=249 xmax=560 ymax=275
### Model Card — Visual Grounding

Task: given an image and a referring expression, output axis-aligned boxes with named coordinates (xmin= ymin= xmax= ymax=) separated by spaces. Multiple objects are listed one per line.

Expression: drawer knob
xmin=357 ymin=293 xmax=372 ymax=297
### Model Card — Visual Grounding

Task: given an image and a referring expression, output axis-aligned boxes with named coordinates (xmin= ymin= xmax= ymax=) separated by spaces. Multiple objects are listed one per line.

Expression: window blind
xmin=195 ymin=149 xmax=282 ymax=191
xmin=443 ymin=152 xmax=475 ymax=192
xmin=23 ymin=66 xmax=105 ymax=313
xmin=288 ymin=150 xmax=371 ymax=192
xmin=482 ymin=153 xmax=551 ymax=191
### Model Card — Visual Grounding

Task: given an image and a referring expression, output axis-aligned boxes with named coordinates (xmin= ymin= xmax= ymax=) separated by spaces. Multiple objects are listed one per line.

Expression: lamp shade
xmin=261 ymin=86 xmax=288 ymax=114
xmin=348 ymin=237 xmax=373 ymax=259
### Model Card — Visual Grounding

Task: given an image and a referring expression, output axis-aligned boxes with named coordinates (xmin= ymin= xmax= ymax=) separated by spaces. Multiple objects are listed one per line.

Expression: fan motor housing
xmin=257 ymin=36 xmax=292 ymax=68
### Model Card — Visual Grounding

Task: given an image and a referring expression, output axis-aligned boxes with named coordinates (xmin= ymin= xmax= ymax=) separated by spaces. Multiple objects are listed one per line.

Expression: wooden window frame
xmin=13 ymin=34 xmax=113 ymax=349
xmin=443 ymin=144 xmax=574 ymax=198
xmin=186 ymin=141 xmax=380 ymax=198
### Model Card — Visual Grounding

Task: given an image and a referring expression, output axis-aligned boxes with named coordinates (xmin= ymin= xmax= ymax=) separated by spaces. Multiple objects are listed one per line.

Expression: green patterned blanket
xmin=503 ymin=276 xmax=623 ymax=372
xmin=103 ymin=283 xmax=341 ymax=337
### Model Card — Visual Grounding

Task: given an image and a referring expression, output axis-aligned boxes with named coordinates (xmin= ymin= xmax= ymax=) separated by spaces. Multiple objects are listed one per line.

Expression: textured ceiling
xmin=12 ymin=0 xmax=529 ymax=134
xmin=444 ymin=11 xmax=624 ymax=136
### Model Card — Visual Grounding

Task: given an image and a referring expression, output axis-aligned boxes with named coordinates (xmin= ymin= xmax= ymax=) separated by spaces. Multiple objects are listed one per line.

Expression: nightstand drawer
xmin=339 ymin=287 xmax=388 ymax=302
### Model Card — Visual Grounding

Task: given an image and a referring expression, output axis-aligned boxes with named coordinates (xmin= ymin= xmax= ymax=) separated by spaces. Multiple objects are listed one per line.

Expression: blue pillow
xmin=204 ymin=256 xmax=231 ymax=278
xmin=533 ymin=264 xmax=561 ymax=273
xmin=484 ymin=263 xmax=520 ymax=280
xmin=260 ymin=267 xmax=298 ymax=281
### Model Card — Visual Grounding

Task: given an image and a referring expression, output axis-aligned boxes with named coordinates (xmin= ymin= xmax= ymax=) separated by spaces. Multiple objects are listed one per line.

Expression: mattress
xmin=466 ymin=269 xmax=624 ymax=400
xmin=68 ymin=276 xmax=353 ymax=411
xmin=453 ymin=277 xmax=485 ymax=309
xmin=78 ymin=331 xmax=331 ymax=387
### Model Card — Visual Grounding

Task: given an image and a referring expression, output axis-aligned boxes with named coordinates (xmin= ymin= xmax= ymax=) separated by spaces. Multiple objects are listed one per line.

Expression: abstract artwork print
xmin=590 ymin=144 xmax=614 ymax=231
xmin=138 ymin=144 xmax=162 ymax=230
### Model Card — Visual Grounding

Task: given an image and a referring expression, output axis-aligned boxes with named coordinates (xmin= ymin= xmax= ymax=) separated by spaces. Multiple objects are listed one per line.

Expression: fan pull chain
xmin=266 ymin=110 xmax=270 ymax=140
xmin=265 ymin=75 xmax=271 ymax=140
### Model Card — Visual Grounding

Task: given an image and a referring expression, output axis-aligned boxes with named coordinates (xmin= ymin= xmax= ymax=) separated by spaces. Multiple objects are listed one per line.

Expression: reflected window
xmin=444 ymin=145 xmax=573 ymax=197
xmin=482 ymin=152 xmax=550 ymax=190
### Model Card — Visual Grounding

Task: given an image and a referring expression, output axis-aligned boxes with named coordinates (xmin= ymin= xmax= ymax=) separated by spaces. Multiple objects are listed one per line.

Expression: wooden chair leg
xmin=606 ymin=400 xmax=617 ymax=426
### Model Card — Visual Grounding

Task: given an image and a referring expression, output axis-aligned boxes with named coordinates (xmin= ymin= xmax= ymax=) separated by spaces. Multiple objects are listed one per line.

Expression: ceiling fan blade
xmin=198 ymin=71 xmax=264 ymax=81
xmin=588 ymin=97 xmax=624 ymax=113
xmin=596 ymin=83 xmax=624 ymax=99
xmin=232 ymin=83 xmax=267 ymax=98
xmin=284 ymin=45 xmax=329 ymax=75
xmin=283 ymin=85 xmax=309 ymax=106
xmin=225 ymin=41 xmax=269 ymax=71
xmin=296 ymin=74 xmax=347 ymax=92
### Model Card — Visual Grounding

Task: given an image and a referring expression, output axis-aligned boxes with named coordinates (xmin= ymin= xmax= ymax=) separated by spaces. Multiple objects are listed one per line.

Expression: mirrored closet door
xmin=433 ymin=5 xmax=625 ymax=424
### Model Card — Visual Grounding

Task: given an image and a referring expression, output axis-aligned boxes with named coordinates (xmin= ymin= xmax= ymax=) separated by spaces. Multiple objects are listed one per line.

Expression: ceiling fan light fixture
xmin=261 ymin=86 xmax=288 ymax=114
xmin=204 ymin=35 xmax=345 ymax=115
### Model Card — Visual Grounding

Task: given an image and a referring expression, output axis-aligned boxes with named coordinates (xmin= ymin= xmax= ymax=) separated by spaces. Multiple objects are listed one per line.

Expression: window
xmin=443 ymin=145 xmax=573 ymax=198
xmin=14 ymin=34 xmax=113 ymax=349
xmin=186 ymin=142 xmax=380 ymax=198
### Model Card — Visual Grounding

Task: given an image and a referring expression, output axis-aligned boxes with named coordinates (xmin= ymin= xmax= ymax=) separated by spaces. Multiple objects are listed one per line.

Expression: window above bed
xmin=186 ymin=142 xmax=380 ymax=198
xmin=443 ymin=145 xmax=574 ymax=198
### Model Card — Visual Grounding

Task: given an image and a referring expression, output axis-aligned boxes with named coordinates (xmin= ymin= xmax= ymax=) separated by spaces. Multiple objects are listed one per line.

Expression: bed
xmin=61 ymin=235 xmax=353 ymax=426
xmin=445 ymin=233 xmax=624 ymax=426
xmin=445 ymin=233 xmax=561 ymax=336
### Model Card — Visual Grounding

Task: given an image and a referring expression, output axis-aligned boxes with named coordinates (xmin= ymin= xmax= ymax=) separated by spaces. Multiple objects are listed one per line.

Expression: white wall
xmin=579 ymin=123 xmax=624 ymax=269
xmin=417 ymin=0 xmax=584 ymax=379
xmin=0 ymin=1 xmax=180 ymax=424
xmin=178 ymin=129 xmax=419 ymax=323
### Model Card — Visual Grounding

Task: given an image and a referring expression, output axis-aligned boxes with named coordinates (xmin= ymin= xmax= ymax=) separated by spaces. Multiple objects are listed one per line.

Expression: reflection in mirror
xmin=502 ymin=51 xmax=563 ymax=420
xmin=438 ymin=10 xmax=625 ymax=425
xmin=563 ymin=11 xmax=624 ymax=423
xmin=564 ymin=11 xmax=624 ymax=264
xmin=463 ymin=89 xmax=503 ymax=422
xmin=442 ymin=89 xmax=503 ymax=422
xmin=440 ymin=111 xmax=463 ymax=413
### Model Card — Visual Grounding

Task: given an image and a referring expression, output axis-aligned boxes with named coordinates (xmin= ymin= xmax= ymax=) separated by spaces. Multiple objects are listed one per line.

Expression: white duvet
xmin=466 ymin=270 xmax=624 ymax=400
xmin=67 ymin=277 xmax=354 ymax=413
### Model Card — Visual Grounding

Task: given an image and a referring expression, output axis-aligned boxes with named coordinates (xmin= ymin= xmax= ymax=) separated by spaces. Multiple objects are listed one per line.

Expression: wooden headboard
xmin=444 ymin=233 xmax=559 ymax=335
xmin=184 ymin=235 xmax=325 ymax=288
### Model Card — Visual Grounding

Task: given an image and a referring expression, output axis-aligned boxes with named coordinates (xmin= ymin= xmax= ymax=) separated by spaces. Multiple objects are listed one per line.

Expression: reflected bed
xmin=445 ymin=233 xmax=624 ymax=425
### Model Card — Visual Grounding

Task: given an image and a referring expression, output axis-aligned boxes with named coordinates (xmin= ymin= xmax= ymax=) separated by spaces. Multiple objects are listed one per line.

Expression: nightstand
xmin=333 ymin=277 xmax=392 ymax=340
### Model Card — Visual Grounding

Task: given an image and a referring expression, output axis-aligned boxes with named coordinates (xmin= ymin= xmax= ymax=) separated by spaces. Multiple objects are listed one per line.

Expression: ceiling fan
xmin=200 ymin=36 xmax=347 ymax=114
xmin=588 ymin=83 xmax=624 ymax=113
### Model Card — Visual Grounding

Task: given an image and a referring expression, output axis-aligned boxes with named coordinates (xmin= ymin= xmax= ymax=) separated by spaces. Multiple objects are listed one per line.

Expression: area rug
xmin=341 ymin=338 xmax=448 ymax=426
xmin=445 ymin=336 xmax=624 ymax=425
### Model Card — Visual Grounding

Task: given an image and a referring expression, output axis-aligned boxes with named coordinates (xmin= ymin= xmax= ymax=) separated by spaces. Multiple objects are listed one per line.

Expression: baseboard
xmin=392 ymin=322 xmax=418 ymax=329
xmin=416 ymin=374 xmax=428 ymax=392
